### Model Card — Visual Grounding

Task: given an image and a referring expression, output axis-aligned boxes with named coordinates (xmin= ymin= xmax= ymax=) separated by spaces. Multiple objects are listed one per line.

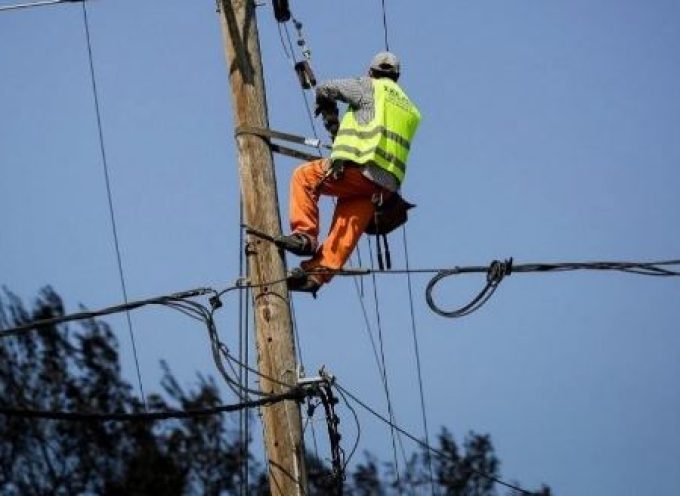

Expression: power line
xmin=78 ymin=0 xmax=146 ymax=408
xmin=366 ymin=236 xmax=405 ymax=488
xmin=425 ymin=258 xmax=680 ymax=319
xmin=4 ymin=258 xmax=678 ymax=339
xmin=379 ymin=0 xmax=389 ymax=51
xmin=0 ymin=287 xmax=217 ymax=339
xmin=0 ymin=387 xmax=308 ymax=422
xmin=0 ymin=0 xmax=80 ymax=13
xmin=334 ymin=382 xmax=542 ymax=496
xmin=401 ymin=224 xmax=436 ymax=495
xmin=238 ymin=208 xmax=250 ymax=495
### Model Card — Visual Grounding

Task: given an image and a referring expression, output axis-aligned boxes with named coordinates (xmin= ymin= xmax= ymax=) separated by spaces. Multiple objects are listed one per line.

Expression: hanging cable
xmin=78 ymin=0 xmax=147 ymax=408
xmin=4 ymin=259 xmax=678 ymax=339
xmin=333 ymin=384 xmax=361 ymax=472
xmin=334 ymin=382 xmax=542 ymax=496
xmin=0 ymin=287 xmax=217 ymax=339
xmin=237 ymin=258 xmax=680 ymax=320
xmin=425 ymin=258 xmax=680 ymax=319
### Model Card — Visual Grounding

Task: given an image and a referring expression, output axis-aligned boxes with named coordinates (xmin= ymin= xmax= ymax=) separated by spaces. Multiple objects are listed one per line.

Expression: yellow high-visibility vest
xmin=330 ymin=78 xmax=421 ymax=185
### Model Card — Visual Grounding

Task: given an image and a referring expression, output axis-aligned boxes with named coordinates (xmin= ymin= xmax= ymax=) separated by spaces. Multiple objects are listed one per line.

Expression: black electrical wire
xmin=281 ymin=22 xmax=322 ymax=147
xmin=333 ymin=383 xmax=361 ymax=472
xmin=0 ymin=288 xmax=216 ymax=339
xmin=380 ymin=0 xmax=389 ymax=51
xmin=334 ymin=382 xmax=541 ymax=496
xmin=0 ymin=387 xmax=308 ymax=422
xmin=366 ymin=236 xmax=404 ymax=488
xmin=221 ymin=343 xmax=296 ymax=391
xmin=78 ymin=0 xmax=146 ymax=408
xmin=401 ymin=224 xmax=436 ymax=496
xmin=205 ymin=310 xmax=270 ymax=399
xmin=0 ymin=0 xmax=80 ymax=12
xmin=4 ymin=259 xmax=677 ymax=339
xmin=426 ymin=258 xmax=680 ymax=319
xmin=238 ymin=207 xmax=250 ymax=496
xmin=0 ymin=280 xmax=281 ymax=402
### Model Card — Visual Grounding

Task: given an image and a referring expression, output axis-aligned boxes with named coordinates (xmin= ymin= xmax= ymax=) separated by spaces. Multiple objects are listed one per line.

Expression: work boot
xmin=287 ymin=268 xmax=322 ymax=297
xmin=275 ymin=233 xmax=316 ymax=256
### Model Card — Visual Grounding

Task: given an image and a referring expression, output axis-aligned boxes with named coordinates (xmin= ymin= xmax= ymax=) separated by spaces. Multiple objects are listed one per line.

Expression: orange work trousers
xmin=289 ymin=159 xmax=387 ymax=282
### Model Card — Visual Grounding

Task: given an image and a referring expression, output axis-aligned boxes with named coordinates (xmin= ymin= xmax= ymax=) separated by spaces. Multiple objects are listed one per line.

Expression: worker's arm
xmin=316 ymin=77 xmax=372 ymax=109
xmin=315 ymin=77 xmax=374 ymax=138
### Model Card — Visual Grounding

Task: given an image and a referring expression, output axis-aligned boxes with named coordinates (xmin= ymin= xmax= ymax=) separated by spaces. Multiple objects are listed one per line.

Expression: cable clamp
xmin=209 ymin=295 xmax=223 ymax=310
xmin=487 ymin=258 xmax=513 ymax=283
xmin=297 ymin=365 xmax=335 ymax=387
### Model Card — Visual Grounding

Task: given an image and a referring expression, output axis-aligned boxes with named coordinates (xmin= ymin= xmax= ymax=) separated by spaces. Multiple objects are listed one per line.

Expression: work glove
xmin=322 ymin=112 xmax=339 ymax=139
xmin=314 ymin=94 xmax=335 ymax=117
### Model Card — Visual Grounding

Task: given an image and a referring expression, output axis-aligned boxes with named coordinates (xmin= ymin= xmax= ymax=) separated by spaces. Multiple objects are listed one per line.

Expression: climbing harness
xmin=234 ymin=125 xmax=331 ymax=162
xmin=366 ymin=192 xmax=414 ymax=236
xmin=310 ymin=159 xmax=344 ymax=195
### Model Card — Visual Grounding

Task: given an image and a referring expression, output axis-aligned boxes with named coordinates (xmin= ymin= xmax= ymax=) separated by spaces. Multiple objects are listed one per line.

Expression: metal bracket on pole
xmin=235 ymin=125 xmax=330 ymax=162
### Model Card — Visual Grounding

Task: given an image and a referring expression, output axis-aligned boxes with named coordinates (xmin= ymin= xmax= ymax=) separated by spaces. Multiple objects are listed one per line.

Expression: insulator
xmin=272 ymin=0 xmax=291 ymax=22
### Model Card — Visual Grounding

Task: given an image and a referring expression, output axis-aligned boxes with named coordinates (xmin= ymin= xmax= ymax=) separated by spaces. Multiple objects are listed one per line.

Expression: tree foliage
xmin=0 ymin=287 xmax=549 ymax=495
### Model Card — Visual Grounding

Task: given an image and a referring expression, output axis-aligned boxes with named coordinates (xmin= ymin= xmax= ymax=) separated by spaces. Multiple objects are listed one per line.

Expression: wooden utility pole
xmin=216 ymin=1 xmax=307 ymax=494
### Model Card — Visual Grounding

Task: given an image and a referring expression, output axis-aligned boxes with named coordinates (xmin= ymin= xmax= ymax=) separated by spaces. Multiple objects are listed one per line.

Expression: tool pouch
xmin=365 ymin=192 xmax=415 ymax=236
xmin=366 ymin=192 xmax=415 ymax=270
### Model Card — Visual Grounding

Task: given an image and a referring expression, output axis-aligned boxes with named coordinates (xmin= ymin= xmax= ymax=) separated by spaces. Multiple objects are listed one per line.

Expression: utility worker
xmin=277 ymin=51 xmax=421 ymax=294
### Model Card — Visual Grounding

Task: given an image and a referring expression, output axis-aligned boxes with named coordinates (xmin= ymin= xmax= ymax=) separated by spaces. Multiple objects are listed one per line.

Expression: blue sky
xmin=2 ymin=1 xmax=680 ymax=494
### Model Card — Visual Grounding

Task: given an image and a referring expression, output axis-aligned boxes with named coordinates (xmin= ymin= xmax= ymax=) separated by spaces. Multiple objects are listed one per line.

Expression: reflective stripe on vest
xmin=330 ymin=79 xmax=421 ymax=184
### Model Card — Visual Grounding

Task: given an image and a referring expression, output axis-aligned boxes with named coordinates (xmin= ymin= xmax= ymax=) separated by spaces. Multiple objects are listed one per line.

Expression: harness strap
xmin=375 ymin=234 xmax=392 ymax=270
xmin=376 ymin=234 xmax=385 ymax=270
xmin=382 ymin=234 xmax=392 ymax=270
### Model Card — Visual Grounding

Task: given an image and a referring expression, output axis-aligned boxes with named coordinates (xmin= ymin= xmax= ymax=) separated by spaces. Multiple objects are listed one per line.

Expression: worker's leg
xmin=289 ymin=159 xmax=327 ymax=247
xmin=301 ymin=167 xmax=384 ymax=283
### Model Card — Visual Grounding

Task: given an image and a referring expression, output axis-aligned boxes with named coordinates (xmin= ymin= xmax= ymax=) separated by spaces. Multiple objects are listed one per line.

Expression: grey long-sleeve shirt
xmin=316 ymin=76 xmax=399 ymax=192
